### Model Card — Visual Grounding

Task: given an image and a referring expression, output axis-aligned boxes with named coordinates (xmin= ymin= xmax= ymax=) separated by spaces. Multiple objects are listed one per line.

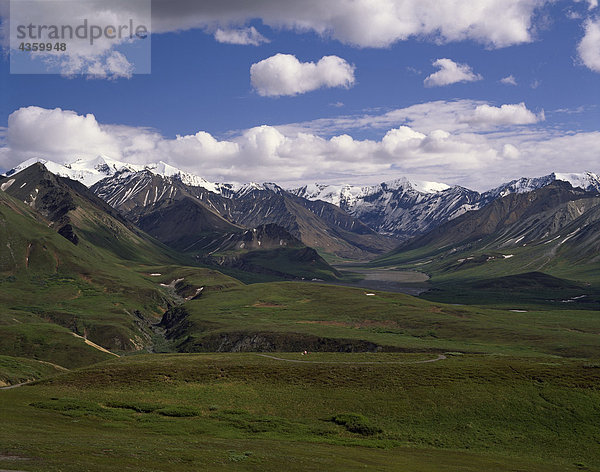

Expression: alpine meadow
xmin=1 ymin=1 xmax=599 ymax=471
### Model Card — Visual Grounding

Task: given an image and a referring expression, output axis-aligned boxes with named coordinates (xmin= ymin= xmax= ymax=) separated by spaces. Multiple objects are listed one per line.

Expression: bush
xmin=155 ymin=406 xmax=201 ymax=417
xmin=104 ymin=400 xmax=160 ymax=413
xmin=329 ymin=413 xmax=382 ymax=436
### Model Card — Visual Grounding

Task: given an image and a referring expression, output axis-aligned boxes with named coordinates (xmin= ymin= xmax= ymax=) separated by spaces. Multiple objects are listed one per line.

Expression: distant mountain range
xmin=90 ymin=167 xmax=394 ymax=260
xmin=291 ymin=172 xmax=600 ymax=237
xmin=3 ymin=156 xmax=600 ymax=257
xmin=2 ymin=157 xmax=598 ymax=367
xmin=375 ymin=180 xmax=600 ymax=308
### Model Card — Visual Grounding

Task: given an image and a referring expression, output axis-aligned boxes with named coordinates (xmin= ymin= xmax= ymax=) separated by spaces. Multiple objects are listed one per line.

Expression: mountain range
xmin=5 ymin=156 xmax=600 ymax=249
xmin=291 ymin=172 xmax=600 ymax=237
xmin=374 ymin=180 xmax=600 ymax=309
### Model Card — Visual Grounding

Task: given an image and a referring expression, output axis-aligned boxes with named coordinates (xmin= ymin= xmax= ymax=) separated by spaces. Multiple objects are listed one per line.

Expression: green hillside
xmin=159 ymin=281 xmax=600 ymax=358
xmin=0 ymin=189 xmax=238 ymax=367
xmin=1 ymin=353 xmax=598 ymax=471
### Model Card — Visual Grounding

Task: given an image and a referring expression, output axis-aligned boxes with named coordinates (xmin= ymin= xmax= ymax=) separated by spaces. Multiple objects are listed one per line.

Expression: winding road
xmin=0 ymin=354 xmax=447 ymax=390
xmin=256 ymin=353 xmax=447 ymax=364
xmin=0 ymin=381 xmax=31 ymax=390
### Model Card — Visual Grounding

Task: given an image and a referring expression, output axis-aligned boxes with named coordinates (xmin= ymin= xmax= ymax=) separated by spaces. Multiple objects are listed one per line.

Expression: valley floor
xmin=313 ymin=265 xmax=431 ymax=295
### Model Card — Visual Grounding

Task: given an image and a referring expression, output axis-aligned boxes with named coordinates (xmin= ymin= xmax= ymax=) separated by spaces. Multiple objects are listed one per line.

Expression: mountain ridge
xmin=5 ymin=156 xmax=600 ymax=246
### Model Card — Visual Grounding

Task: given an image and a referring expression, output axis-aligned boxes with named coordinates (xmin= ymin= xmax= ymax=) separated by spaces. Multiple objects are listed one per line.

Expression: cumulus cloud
xmin=2 ymin=102 xmax=599 ymax=191
xmin=7 ymin=106 xmax=121 ymax=158
xmin=577 ymin=18 xmax=600 ymax=72
xmin=149 ymin=0 xmax=549 ymax=48
xmin=468 ymin=103 xmax=544 ymax=126
xmin=500 ymin=75 xmax=518 ymax=85
xmin=214 ymin=26 xmax=269 ymax=45
xmin=573 ymin=0 xmax=598 ymax=10
xmin=424 ymin=58 xmax=483 ymax=87
xmin=1 ymin=0 xmax=552 ymax=59
xmin=250 ymin=54 xmax=355 ymax=97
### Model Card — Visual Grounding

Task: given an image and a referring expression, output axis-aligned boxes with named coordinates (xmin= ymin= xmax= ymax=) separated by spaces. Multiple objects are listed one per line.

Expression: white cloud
xmin=2 ymin=103 xmax=599 ymax=191
xmin=500 ymin=75 xmax=518 ymax=85
xmin=214 ymin=26 xmax=269 ymax=45
xmin=6 ymin=106 xmax=120 ymax=158
xmin=6 ymin=0 xmax=150 ymax=78
xmin=573 ymin=0 xmax=598 ymax=10
xmin=502 ymin=143 xmax=521 ymax=159
xmin=277 ymin=100 xmax=544 ymax=136
xmin=149 ymin=0 xmax=549 ymax=48
xmin=250 ymin=54 xmax=355 ymax=97
xmin=87 ymin=51 xmax=135 ymax=79
xmin=2 ymin=0 xmax=552 ymax=57
xmin=577 ymin=17 xmax=600 ymax=73
xmin=424 ymin=58 xmax=483 ymax=87
xmin=469 ymin=103 xmax=544 ymax=126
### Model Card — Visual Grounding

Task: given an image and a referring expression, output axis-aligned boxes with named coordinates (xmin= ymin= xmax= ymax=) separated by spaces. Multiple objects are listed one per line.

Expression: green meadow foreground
xmin=1 ymin=273 xmax=600 ymax=471
xmin=2 ymin=353 xmax=599 ymax=472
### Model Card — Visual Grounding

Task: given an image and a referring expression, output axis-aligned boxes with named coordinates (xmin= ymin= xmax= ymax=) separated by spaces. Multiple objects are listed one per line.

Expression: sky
xmin=0 ymin=0 xmax=599 ymax=191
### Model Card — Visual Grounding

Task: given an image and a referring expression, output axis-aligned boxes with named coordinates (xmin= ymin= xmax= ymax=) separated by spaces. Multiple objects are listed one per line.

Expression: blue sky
xmin=1 ymin=0 xmax=599 ymax=190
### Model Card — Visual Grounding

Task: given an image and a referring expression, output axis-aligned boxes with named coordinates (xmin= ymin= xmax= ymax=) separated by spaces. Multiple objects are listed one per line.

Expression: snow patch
xmin=0 ymin=179 xmax=15 ymax=191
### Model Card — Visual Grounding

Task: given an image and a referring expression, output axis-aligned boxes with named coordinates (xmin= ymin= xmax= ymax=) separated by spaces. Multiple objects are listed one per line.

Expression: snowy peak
xmin=290 ymin=178 xmax=451 ymax=208
xmin=233 ymin=182 xmax=285 ymax=198
xmin=143 ymin=161 xmax=229 ymax=193
xmin=4 ymin=156 xmax=226 ymax=193
xmin=4 ymin=157 xmax=284 ymax=198
xmin=485 ymin=172 xmax=600 ymax=199
xmin=553 ymin=172 xmax=600 ymax=193
xmin=382 ymin=178 xmax=451 ymax=194
xmin=4 ymin=156 xmax=141 ymax=187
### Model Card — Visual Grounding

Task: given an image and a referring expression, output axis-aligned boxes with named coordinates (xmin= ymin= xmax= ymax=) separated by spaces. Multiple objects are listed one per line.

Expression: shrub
xmin=329 ymin=413 xmax=382 ymax=436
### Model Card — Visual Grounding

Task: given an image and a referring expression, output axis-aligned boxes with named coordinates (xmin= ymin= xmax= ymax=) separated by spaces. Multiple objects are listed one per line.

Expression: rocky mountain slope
xmin=292 ymin=172 xmax=600 ymax=238
xmin=90 ymin=169 xmax=395 ymax=259
xmin=377 ymin=181 xmax=600 ymax=280
xmin=397 ymin=181 xmax=598 ymax=251
xmin=0 ymin=162 xmax=177 ymax=262
xmin=5 ymin=157 xmax=599 ymax=255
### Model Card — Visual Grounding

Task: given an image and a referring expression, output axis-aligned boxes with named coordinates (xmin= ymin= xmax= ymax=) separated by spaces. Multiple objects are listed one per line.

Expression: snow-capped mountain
xmin=291 ymin=179 xmax=479 ymax=237
xmin=90 ymin=168 xmax=393 ymax=259
xmin=291 ymin=178 xmax=450 ymax=208
xmin=2 ymin=156 xmax=236 ymax=192
xmin=483 ymin=172 xmax=600 ymax=199
xmin=291 ymin=172 xmax=600 ymax=237
xmin=5 ymin=157 xmax=599 ymax=240
xmin=4 ymin=156 xmax=141 ymax=187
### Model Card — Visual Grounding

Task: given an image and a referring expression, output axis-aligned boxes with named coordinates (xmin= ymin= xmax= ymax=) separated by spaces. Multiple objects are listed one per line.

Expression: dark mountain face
xmin=398 ymin=181 xmax=597 ymax=252
xmin=190 ymin=223 xmax=303 ymax=254
xmin=91 ymin=171 xmax=397 ymax=259
xmin=133 ymin=197 xmax=241 ymax=250
xmin=192 ymin=223 xmax=340 ymax=281
xmin=0 ymin=163 xmax=176 ymax=263
xmin=0 ymin=162 xmax=130 ymax=225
